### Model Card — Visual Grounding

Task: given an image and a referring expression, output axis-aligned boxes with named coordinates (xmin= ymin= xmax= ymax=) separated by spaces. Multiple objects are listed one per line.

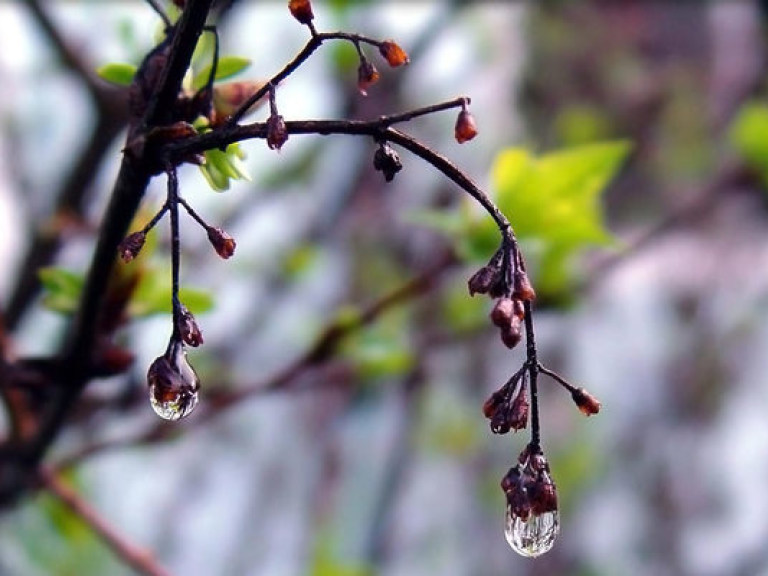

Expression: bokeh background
xmin=1 ymin=1 xmax=768 ymax=575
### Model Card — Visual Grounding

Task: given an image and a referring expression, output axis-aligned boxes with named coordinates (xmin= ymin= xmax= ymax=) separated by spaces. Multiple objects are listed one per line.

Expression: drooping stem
xmin=166 ymin=166 xmax=182 ymax=339
xmin=523 ymin=301 xmax=540 ymax=451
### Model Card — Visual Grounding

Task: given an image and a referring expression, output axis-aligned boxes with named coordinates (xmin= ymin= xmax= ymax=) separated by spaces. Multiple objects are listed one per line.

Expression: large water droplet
xmin=504 ymin=504 xmax=559 ymax=558
xmin=147 ymin=342 xmax=200 ymax=421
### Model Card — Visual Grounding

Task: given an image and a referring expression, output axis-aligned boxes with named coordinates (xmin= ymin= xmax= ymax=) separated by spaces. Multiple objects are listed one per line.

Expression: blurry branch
xmin=39 ymin=467 xmax=173 ymax=576
xmin=6 ymin=2 xmax=130 ymax=330
xmin=54 ymin=249 xmax=457 ymax=471
xmin=582 ymin=160 xmax=752 ymax=292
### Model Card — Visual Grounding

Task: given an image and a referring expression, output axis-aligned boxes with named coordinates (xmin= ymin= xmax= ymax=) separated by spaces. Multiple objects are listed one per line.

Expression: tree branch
xmin=39 ymin=467 xmax=173 ymax=576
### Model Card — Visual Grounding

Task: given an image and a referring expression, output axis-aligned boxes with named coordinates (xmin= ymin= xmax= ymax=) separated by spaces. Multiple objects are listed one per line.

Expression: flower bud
xmin=482 ymin=389 xmax=505 ymax=419
xmin=507 ymin=388 xmax=529 ymax=431
xmin=207 ymin=226 xmax=236 ymax=259
xmin=512 ymin=269 xmax=536 ymax=302
xmin=571 ymin=387 xmax=602 ymax=416
xmin=267 ymin=114 xmax=289 ymax=150
xmin=288 ymin=0 xmax=314 ymax=25
xmin=373 ymin=142 xmax=402 ymax=182
xmin=178 ymin=305 xmax=204 ymax=347
xmin=147 ymin=340 xmax=200 ymax=421
xmin=513 ymin=299 xmax=525 ymax=320
xmin=357 ymin=57 xmax=380 ymax=96
xmin=454 ymin=108 xmax=478 ymax=143
xmin=500 ymin=316 xmax=523 ymax=349
xmin=118 ymin=231 xmax=146 ymax=263
xmin=490 ymin=298 xmax=515 ymax=328
xmin=468 ymin=265 xmax=495 ymax=296
xmin=379 ymin=40 xmax=410 ymax=67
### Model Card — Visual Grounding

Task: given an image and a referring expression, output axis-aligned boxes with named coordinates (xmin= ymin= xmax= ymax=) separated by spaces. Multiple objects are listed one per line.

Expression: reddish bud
xmin=512 ymin=269 xmax=536 ymax=302
xmin=288 ymin=0 xmax=314 ymax=25
xmin=468 ymin=266 xmax=495 ymax=296
xmin=508 ymin=389 xmax=529 ymax=431
xmin=500 ymin=316 xmax=523 ymax=349
xmin=379 ymin=40 xmax=410 ymax=67
xmin=207 ymin=226 xmax=236 ymax=259
xmin=482 ymin=390 xmax=506 ymax=419
xmin=571 ymin=387 xmax=602 ymax=416
xmin=118 ymin=231 xmax=146 ymax=263
xmin=178 ymin=306 xmax=204 ymax=347
xmin=490 ymin=298 xmax=515 ymax=328
xmin=513 ymin=299 xmax=525 ymax=320
xmin=267 ymin=114 xmax=289 ymax=150
xmin=357 ymin=58 xmax=380 ymax=96
xmin=454 ymin=108 xmax=478 ymax=144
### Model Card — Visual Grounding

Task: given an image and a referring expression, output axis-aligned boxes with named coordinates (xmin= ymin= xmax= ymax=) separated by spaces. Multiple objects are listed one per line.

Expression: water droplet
xmin=147 ymin=341 xmax=200 ymax=421
xmin=504 ymin=504 xmax=559 ymax=558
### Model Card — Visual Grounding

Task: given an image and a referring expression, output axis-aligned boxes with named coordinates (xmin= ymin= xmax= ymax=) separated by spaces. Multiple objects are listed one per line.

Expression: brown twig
xmin=39 ymin=467 xmax=174 ymax=576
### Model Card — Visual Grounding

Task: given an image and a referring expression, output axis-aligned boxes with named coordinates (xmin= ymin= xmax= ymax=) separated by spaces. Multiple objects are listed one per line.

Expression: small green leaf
xmin=38 ymin=267 xmax=84 ymax=314
xmin=96 ymin=62 xmax=137 ymax=86
xmin=729 ymin=102 xmax=768 ymax=186
xmin=192 ymin=56 xmax=252 ymax=91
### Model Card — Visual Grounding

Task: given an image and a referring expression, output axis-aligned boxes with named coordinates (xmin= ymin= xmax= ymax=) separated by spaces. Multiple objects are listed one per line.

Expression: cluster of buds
xmin=501 ymin=445 xmax=560 ymax=557
xmin=468 ymin=245 xmax=535 ymax=349
xmin=483 ymin=369 xmax=529 ymax=433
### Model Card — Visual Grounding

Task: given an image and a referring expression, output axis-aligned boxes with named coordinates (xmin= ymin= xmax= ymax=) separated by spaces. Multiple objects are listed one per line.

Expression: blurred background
xmin=2 ymin=1 xmax=768 ymax=575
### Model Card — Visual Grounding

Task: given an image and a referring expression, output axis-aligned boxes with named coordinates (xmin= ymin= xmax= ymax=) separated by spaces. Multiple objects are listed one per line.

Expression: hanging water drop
xmin=147 ymin=340 xmax=200 ymax=421
xmin=504 ymin=504 xmax=559 ymax=558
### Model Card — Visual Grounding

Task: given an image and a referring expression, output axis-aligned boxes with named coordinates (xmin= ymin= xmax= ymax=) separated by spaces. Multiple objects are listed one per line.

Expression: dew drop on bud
xmin=147 ymin=341 xmax=200 ymax=421
xmin=504 ymin=504 xmax=559 ymax=558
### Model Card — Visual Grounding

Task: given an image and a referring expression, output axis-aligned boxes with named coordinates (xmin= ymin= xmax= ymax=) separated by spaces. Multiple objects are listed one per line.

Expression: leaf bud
xmin=454 ymin=108 xmax=478 ymax=144
xmin=379 ymin=40 xmax=410 ymax=67
xmin=288 ymin=0 xmax=314 ymax=25
xmin=207 ymin=226 xmax=236 ymax=259
xmin=373 ymin=142 xmax=402 ymax=182
xmin=267 ymin=114 xmax=289 ymax=150
xmin=118 ymin=231 xmax=146 ymax=263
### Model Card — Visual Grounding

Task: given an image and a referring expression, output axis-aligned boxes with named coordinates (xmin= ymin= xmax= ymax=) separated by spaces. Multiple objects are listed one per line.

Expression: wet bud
xmin=490 ymin=410 xmax=511 ymax=434
xmin=490 ymin=298 xmax=515 ymax=328
xmin=379 ymin=40 xmax=410 ymax=67
xmin=178 ymin=305 xmax=204 ymax=347
xmin=118 ymin=231 xmax=146 ymax=263
xmin=289 ymin=0 xmax=314 ymax=25
xmin=571 ymin=387 xmax=602 ymax=416
xmin=207 ymin=226 xmax=236 ymax=259
xmin=357 ymin=57 xmax=380 ymax=96
xmin=373 ymin=142 xmax=402 ymax=182
xmin=454 ymin=108 xmax=478 ymax=144
xmin=512 ymin=269 xmax=536 ymax=302
xmin=500 ymin=316 xmax=523 ymax=349
xmin=482 ymin=389 xmax=505 ymax=419
xmin=147 ymin=340 xmax=200 ymax=421
xmin=212 ymin=80 xmax=268 ymax=124
xmin=267 ymin=114 xmax=289 ymax=150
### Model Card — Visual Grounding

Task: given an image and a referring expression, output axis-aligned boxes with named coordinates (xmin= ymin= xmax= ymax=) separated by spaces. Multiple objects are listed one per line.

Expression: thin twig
xmin=39 ymin=467 xmax=174 ymax=576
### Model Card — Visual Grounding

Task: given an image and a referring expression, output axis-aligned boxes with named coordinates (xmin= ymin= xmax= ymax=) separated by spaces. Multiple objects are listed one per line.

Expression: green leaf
xmin=38 ymin=267 xmax=84 ymax=314
xmin=729 ymin=102 xmax=768 ymax=186
xmin=192 ymin=56 xmax=252 ymax=91
xmin=96 ymin=62 xmax=136 ymax=86
xmin=129 ymin=268 xmax=213 ymax=317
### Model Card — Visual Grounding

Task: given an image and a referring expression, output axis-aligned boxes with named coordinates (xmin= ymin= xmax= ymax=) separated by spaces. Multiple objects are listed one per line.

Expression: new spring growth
xmin=571 ymin=387 xmax=601 ymax=416
xmin=379 ymin=40 xmax=410 ymax=67
xmin=288 ymin=0 xmax=314 ymax=26
xmin=357 ymin=56 xmax=380 ymax=96
xmin=454 ymin=102 xmax=478 ymax=144
xmin=207 ymin=226 xmax=236 ymax=259
xmin=483 ymin=371 xmax=529 ymax=433
xmin=118 ymin=231 xmax=146 ymax=263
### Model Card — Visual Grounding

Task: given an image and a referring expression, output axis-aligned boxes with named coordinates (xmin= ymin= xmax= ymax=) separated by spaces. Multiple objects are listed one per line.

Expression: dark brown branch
xmin=39 ymin=467 xmax=173 ymax=576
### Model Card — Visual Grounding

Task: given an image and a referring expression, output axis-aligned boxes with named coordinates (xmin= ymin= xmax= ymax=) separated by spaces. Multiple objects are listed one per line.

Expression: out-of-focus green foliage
xmin=191 ymin=55 xmax=252 ymax=91
xmin=729 ymin=101 xmax=768 ymax=187
xmin=96 ymin=62 xmax=137 ymax=87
